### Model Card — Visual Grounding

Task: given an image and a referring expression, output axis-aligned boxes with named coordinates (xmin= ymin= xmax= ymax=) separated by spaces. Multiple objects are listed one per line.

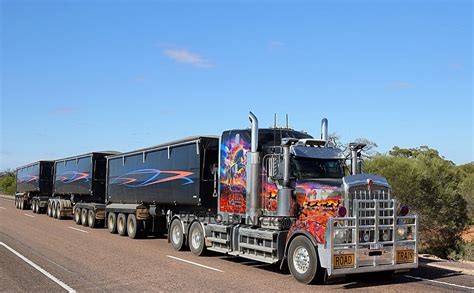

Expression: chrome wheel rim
xmin=293 ymin=246 xmax=310 ymax=274
xmin=172 ymin=224 xmax=181 ymax=245
xmin=191 ymin=228 xmax=202 ymax=249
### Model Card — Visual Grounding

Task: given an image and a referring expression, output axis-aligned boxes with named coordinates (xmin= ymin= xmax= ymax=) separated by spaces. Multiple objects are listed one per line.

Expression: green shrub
xmin=0 ymin=174 xmax=16 ymax=195
xmin=365 ymin=146 xmax=469 ymax=259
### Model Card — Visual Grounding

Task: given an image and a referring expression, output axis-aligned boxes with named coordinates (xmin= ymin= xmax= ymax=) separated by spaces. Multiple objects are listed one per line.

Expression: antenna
xmin=274 ymin=113 xmax=277 ymax=128
xmin=286 ymin=114 xmax=289 ymax=129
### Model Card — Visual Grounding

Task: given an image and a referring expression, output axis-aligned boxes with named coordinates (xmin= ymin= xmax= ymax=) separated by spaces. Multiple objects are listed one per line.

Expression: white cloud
xmin=387 ymin=82 xmax=415 ymax=90
xmin=268 ymin=40 xmax=285 ymax=52
xmin=49 ymin=107 xmax=78 ymax=114
xmin=163 ymin=48 xmax=213 ymax=68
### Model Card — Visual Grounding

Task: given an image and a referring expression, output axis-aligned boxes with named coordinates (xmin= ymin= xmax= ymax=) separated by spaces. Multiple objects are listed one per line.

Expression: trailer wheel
xmin=189 ymin=222 xmax=206 ymax=256
xmin=74 ymin=208 xmax=82 ymax=224
xmin=117 ymin=213 xmax=127 ymax=236
xmin=170 ymin=219 xmax=185 ymax=251
xmin=56 ymin=202 xmax=62 ymax=219
xmin=88 ymin=210 xmax=97 ymax=228
xmin=108 ymin=212 xmax=117 ymax=234
xmin=288 ymin=236 xmax=319 ymax=284
xmin=81 ymin=208 xmax=88 ymax=226
xmin=126 ymin=214 xmax=142 ymax=239
xmin=33 ymin=201 xmax=38 ymax=213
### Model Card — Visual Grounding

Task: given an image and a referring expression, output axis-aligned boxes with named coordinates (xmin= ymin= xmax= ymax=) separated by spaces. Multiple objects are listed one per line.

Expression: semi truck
xmin=15 ymin=161 xmax=54 ymax=213
xmin=102 ymin=112 xmax=418 ymax=284
xmin=47 ymin=151 xmax=118 ymax=228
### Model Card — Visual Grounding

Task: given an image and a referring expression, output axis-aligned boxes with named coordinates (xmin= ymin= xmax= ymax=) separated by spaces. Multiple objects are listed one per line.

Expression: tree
xmin=365 ymin=146 xmax=469 ymax=258
xmin=0 ymin=171 xmax=16 ymax=195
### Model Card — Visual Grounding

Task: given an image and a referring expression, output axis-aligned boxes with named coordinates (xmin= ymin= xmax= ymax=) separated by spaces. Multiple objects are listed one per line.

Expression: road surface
xmin=0 ymin=197 xmax=473 ymax=292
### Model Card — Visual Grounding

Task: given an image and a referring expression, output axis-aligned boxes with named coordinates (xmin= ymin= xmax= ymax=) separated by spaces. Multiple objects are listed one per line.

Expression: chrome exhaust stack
xmin=321 ymin=118 xmax=328 ymax=141
xmin=277 ymin=139 xmax=294 ymax=217
xmin=246 ymin=112 xmax=261 ymax=225
xmin=349 ymin=143 xmax=367 ymax=175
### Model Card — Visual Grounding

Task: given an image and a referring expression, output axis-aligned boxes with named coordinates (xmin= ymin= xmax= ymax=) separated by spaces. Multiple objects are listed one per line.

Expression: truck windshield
xmin=292 ymin=158 xmax=344 ymax=179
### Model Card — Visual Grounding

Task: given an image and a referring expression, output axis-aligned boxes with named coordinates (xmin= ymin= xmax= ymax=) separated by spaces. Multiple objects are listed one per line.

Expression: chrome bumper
xmin=319 ymin=199 xmax=418 ymax=276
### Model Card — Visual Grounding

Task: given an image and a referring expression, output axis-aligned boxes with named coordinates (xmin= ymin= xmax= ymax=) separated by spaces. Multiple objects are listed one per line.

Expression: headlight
xmin=397 ymin=227 xmax=407 ymax=239
xmin=335 ymin=229 xmax=346 ymax=242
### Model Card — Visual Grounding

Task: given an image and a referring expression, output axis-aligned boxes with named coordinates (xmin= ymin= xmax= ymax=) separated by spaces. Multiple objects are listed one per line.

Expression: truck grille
xmin=348 ymin=186 xmax=394 ymax=243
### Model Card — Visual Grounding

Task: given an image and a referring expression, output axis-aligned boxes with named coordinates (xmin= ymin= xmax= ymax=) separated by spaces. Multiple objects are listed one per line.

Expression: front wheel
xmin=188 ymin=222 xmax=206 ymax=256
xmin=288 ymin=236 xmax=319 ymax=284
xmin=170 ymin=219 xmax=185 ymax=251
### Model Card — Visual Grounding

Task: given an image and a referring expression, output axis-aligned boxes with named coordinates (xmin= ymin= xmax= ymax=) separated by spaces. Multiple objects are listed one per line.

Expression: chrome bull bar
xmin=319 ymin=199 xmax=418 ymax=276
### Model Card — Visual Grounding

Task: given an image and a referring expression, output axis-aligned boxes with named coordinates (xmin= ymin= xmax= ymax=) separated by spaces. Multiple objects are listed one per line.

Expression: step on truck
xmin=48 ymin=151 xmax=119 ymax=228
xmin=104 ymin=112 xmax=418 ymax=284
xmin=15 ymin=161 xmax=54 ymax=213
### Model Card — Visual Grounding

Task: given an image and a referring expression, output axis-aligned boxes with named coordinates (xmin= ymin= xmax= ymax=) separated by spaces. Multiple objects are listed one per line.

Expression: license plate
xmin=334 ymin=254 xmax=355 ymax=268
xmin=396 ymin=250 xmax=414 ymax=263
xmin=370 ymin=243 xmax=383 ymax=250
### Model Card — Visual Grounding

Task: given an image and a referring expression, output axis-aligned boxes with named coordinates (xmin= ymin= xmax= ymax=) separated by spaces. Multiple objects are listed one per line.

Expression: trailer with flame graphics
xmin=15 ymin=161 xmax=54 ymax=212
xmin=104 ymin=136 xmax=218 ymax=238
xmin=47 ymin=152 xmax=118 ymax=228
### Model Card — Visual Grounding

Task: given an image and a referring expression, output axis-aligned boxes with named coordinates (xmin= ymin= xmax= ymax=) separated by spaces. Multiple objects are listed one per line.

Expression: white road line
xmin=0 ymin=207 xmax=6 ymax=209
xmin=405 ymin=275 xmax=474 ymax=290
xmin=24 ymin=214 xmax=35 ymax=218
xmin=166 ymin=255 xmax=224 ymax=273
xmin=68 ymin=227 xmax=89 ymax=233
xmin=0 ymin=242 xmax=76 ymax=293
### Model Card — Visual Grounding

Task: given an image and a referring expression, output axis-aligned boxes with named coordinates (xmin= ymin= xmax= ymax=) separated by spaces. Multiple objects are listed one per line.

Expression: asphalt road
xmin=1 ymin=197 xmax=473 ymax=292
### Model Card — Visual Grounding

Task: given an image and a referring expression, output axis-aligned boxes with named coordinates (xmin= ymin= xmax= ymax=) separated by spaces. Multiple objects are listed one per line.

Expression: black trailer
xmin=15 ymin=161 xmax=54 ymax=212
xmin=105 ymin=136 xmax=218 ymax=238
xmin=48 ymin=151 xmax=119 ymax=227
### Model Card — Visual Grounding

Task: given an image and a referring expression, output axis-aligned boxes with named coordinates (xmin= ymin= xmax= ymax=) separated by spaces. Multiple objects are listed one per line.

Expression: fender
xmin=280 ymin=230 xmax=319 ymax=270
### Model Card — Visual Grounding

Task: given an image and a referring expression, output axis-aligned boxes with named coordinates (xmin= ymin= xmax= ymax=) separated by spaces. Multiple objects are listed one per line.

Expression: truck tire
xmin=189 ymin=222 xmax=206 ymax=256
xmin=127 ymin=214 xmax=142 ymax=239
xmin=88 ymin=210 xmax=97 ymax=228
xmin=33 ymin=201 xmax=39 ymax=213
xmin=117 ymin=213 xmax=127 ymax=236
xmin=170 ymin=219 xmax=185 ymax=251
xmin=56 ymin=202 xmax=62 ymax=219
xmin=108 ymin=212 xmax=117 ymax=234
xmin=81 ymin=208 xmax=88 ymax=226
xmin=74 ymin=208 xmax=82 ymax=224
xmin=52 ymin=202 xmax=57 ymax=218
xmin=288 ymin=236 xmax=319 ymax=284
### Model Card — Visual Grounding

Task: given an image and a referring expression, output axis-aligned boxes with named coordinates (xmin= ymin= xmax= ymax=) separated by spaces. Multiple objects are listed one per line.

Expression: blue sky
xmin=1 ymin=0 xmax=472 ymax=169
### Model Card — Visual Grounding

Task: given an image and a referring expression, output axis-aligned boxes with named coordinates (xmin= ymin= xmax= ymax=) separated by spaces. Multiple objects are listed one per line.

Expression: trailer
xmin=48 ymin=151 xmax=118 ymax=228
xmin=105 ymin=136 xmax=219 ymax=238
xmin=15 ymin=161 xmax=54 ymax=213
